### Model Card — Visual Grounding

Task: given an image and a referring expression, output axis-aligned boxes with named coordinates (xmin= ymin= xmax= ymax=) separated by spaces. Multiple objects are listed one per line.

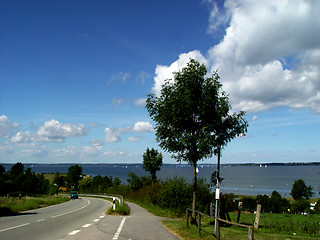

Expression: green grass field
xmin=162 ymin=212 xmax=320 ymax=240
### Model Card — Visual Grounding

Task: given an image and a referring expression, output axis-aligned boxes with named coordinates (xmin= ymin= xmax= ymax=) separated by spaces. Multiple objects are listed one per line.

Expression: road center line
xmin=0 ymin=223 xmax=30 ymax=233
xmin=50 ymin=199 xmax=90 ymax=219
xmin=112 ymin=217 xmax=126 ymax=240
xmin=69 ymin=230 xmax=81 ymax=235
xmin=36 ymin=219 xmax=45 ymax=222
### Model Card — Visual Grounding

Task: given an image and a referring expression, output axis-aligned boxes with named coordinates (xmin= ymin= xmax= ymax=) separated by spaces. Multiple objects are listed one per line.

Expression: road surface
xmin=0 ymin=198 xmax=179 ymax=240
xmin=0 ymin=197 xmax=109 ymax=240
xmin=63 ymin=202 xmax=179 ymax=240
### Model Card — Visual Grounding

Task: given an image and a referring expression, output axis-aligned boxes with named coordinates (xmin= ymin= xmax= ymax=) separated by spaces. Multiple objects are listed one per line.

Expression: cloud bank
xmin=105 ymin=121 xmax=154 ymax=143
xmin=10 ymin=119 xmax=87 ymax=143
xmin=152 ymin=0 xmax=320 ymax=114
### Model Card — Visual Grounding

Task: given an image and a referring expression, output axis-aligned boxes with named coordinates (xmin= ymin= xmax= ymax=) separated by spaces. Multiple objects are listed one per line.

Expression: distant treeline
xmin=0 ymin=162 xmax=57 ymax=196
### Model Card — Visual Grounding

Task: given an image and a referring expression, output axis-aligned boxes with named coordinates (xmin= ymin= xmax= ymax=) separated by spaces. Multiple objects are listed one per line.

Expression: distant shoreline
xmin=1 ymin=162 xmax=320 ymax=167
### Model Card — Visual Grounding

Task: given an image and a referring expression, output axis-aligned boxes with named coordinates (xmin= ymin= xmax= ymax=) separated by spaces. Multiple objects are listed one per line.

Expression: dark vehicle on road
xmin=70 ymin=191 xmax=78 ymax=199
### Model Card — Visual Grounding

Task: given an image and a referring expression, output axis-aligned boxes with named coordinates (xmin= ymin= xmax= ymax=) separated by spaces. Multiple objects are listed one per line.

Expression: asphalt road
xmin=0 ymin=197 xmax=110 ymax=240
xmin=63 ymin=202 xmax=179 ymax=240
xmin=0 ymin=198 xmax=179 ymax=240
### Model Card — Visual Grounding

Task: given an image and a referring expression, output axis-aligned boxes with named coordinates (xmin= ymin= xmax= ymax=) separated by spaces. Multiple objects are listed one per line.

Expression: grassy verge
xmin=0 ymin=195 xmax=69 ymax=216
xmin=162 ymin=212 xmax=320 ymax=240
xmin=124 ymin=196 xmax=180 ymax=219
xmin=163 ymin=219 xmax=320 ymax=240
xmin=106 ymin=202 xmax=130 ymax=215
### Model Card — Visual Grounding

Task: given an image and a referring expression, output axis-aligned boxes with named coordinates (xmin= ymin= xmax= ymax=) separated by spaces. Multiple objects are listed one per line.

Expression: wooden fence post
xmin=237 ymin=201 xmax=243 ymax=223
xmin=254 ymin=204 xmax=261 ymax=229
xmin=216 ymin=219 xmax=220 ymax=240
xmin=186 ymin=209 xmax=189 ymax=228
xmin=248 ymin=227 xmax=254 ymax=240
xmin=198 ymin=213 xmax=201 ymax=236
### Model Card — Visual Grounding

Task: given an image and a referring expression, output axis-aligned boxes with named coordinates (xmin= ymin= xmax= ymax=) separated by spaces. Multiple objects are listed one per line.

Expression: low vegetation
xmin=0 ymin=195 xmax=69 ymax=216
xmin=106 ymin=202 xmax=130 ymax=216
xmin=113 ymin=174 xmax=320 ymax=239
xmin=1 ymin=163 xmax=319 ymax=239
xmin=162 ymin=211 xmax=320 ymax=240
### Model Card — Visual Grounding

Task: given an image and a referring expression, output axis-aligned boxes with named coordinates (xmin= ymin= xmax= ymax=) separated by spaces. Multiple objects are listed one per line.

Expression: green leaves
xmin=146 ymin=59 xmax=248 ymax=164
xmin=142 ymin=148 xmax=163 ymax=183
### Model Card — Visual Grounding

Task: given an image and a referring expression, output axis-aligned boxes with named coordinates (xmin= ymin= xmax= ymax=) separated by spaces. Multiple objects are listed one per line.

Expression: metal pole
xmin=214 ymin=146 xmax=221 ymax=235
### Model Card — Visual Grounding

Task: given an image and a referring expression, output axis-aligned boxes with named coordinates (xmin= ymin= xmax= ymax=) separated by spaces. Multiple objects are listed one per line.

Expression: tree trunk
xmin=192 ymin=162 xmax=197 ymax=218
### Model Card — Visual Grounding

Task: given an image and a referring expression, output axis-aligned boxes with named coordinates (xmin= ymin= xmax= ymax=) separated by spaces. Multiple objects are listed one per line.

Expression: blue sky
xmin=1 ymin=0 xmax=319 ymax=164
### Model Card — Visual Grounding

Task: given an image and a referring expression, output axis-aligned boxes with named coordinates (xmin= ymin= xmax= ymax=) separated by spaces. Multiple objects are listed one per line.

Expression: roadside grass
xmin=125 ymin=196 xmax=180 ymax=219
xmin=0 ymin=195 xmax=69 ymax=215
xmin=163 ymin=219 xmax=320 ymax=240
xmin=106 ymin=202 xmax=130 ymax=215
xmin=162 ymin=212 xmax=320 ymax=240
xmin=120 ymin=189 xmax=320 ymax=239
xmin=228 ymin=212 xmax=320 ymax=236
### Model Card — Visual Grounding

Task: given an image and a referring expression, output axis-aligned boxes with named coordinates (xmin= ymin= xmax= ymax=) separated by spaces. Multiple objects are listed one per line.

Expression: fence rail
xmin=79 ymin=193 xmax=123 ymax=206
xmin=186 ymin=208 xmax=254 ymax=240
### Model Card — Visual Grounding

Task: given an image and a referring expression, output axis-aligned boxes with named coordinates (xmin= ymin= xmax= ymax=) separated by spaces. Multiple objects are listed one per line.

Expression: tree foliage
xmin=146 ymin=59 xmax=248 ymax=211
xmin=142 ymin=148 xmax=163 ymax=183
xmin=290 ymin=179 xmax=314 ymax=200
xmin=0 ymin=163 xmax=52 ymax=196
xmin=67 ymin=164 xmax=83 ymax=190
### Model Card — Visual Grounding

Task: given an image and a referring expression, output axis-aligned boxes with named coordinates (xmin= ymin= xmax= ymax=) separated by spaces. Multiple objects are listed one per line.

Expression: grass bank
xmin=162 ymin=211 xmax=320 ymax=240
xmin=0 ymin=195 xmax=69 ymax=216
xmin=106 ymin=202 xmax=130 ymax=215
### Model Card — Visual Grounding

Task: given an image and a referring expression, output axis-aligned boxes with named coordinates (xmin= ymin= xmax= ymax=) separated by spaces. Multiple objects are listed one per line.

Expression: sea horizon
xmin=2 ymin=162 xmax=319 ymax=198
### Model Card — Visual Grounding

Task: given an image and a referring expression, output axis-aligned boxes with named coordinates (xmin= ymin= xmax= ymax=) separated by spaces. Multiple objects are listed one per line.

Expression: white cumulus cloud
xmin=10 ymin=119 xmax=88 ymax=143
xmin=105 ymin=127 xmax=122 ymax=143
xmin=152 ymin=50 xmax=208 ymax=97
xmin=134 ymin=98 xmax=146 ymax=107
xmin=36 ymin=119 xmax=87 ymax=142
xmin=105 ymin=121 xmax=154 ymax=143
xmin=128 ymin=136 xmax=140 ymax=142
xmin=0 ymin=115 xmax=19 ymax=138
xmin=153 ymin=0 xmax=320 ymax=114
xmin=132 ymin=121 xmax=154 ymax=132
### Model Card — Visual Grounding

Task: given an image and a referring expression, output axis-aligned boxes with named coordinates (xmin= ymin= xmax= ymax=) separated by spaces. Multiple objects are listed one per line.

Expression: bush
xmin=313 ymin=200 xmax=320 ymax=213
xmin=127 ymin=172 xmax=144 ymax=190
xmin=241 ymin=196 xmax=256 ymax=212
xmin=107 ymin=202 xmax=130 ymax=215
xmin=290 ymin=179 xmax=313 ymax=200
xmin=196 ymin=179 xmax=213 ymax=214
xmin=256 ymin=194 xmax=270 ymax=212
xmin=291 ymin=199 xmax=310 ymax=214
xmin=154 ymin=177 xmax=192 ymax=214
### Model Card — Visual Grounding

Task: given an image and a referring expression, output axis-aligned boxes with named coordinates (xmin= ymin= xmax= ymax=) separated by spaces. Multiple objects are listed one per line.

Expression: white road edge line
xmin=51 ymin=199 xmax=90 ymax=219
xmin=112 ymin=217 xmax=126 ymax=240
xmin=82 ymin=223 xmax=92 ymax=228
xmin=0 ymin=223 xmax=30 ymax=233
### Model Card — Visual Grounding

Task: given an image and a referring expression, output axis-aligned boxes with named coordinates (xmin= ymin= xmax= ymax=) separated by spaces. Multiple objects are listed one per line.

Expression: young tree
xmin=146 ymin=59 xmax=248 ymax=213
xmin=290 ymin=178 xmax=314 ymax=200
xmin=67 ymin=165 xmax=83 ymax=190
xmin=142 ymin=148 xmax=163 ymax=184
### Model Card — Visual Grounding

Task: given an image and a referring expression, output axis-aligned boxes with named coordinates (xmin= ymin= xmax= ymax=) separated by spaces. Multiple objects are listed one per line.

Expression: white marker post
xmin=113 ymin=197 xmax=116 ymax=210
